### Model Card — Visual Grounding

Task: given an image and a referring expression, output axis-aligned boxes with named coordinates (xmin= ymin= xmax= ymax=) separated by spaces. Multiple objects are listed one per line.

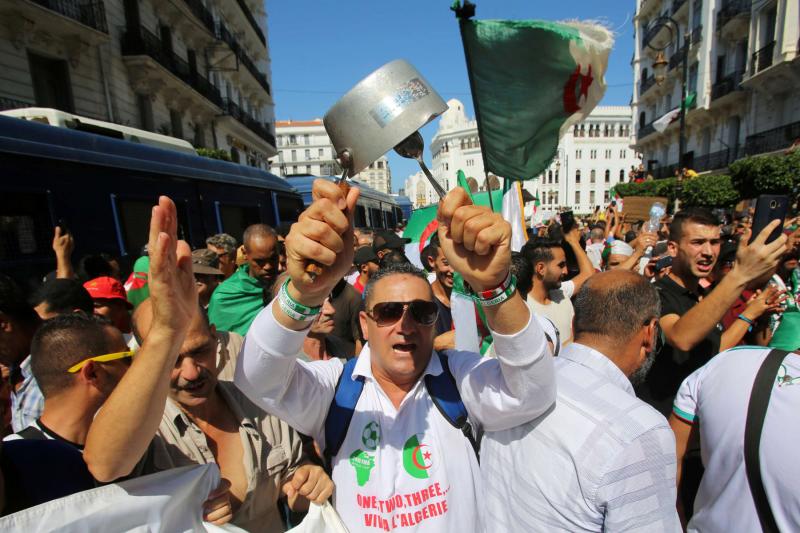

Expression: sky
xmin=267 ymin=0 xmax=636 ymax=192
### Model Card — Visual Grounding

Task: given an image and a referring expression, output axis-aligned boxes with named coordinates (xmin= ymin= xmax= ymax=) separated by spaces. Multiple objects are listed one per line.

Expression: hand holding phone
xmin=749 ymin=195 xmax=788 ymax=245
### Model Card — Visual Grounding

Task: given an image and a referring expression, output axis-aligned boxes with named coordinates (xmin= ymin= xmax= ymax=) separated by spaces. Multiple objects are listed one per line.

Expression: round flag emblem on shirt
xmin=403 ymin=433 xmax=434 ymax=479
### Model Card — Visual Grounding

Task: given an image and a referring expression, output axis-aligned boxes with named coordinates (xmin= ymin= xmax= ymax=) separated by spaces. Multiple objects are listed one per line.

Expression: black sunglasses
xmin=367 ymin=300 xmax=438 ymax=327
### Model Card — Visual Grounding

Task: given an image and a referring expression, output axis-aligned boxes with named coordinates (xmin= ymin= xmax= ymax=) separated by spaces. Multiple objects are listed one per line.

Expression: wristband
xmin=474 ymin=271 xmax=514 ymax=300
xmin=471 ymin=274 xmax=518 ymax=307
xmin=737 ymin=314 xmax=754 ymax=332
xmin=278 ymin=279 xmax=321 ymax=321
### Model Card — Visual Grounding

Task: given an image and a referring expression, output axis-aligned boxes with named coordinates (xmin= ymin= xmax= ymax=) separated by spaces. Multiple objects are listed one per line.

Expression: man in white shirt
xmin=670 ymin=346 xmax=800 ymax=532
xmin=521 ymin=228 xmax=595 ymax=345
xmin=235 ymin=180 xmax=555 ymax=532
xmin=481 ymin=270 xmax=681 ymax=532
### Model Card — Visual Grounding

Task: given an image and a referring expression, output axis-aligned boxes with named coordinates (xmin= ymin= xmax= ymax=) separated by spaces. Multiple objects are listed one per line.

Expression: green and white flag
xmin=453 ymin=2 xmax=613 ymax=180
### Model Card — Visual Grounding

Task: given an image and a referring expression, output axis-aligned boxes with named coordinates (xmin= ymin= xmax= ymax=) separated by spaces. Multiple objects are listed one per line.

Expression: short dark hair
xmin=30 ymin=313 xmax=117 ymax=397
xmin=78 ymin=254 xmax=114 ymax=281
xmin=243 ymin=224 xmax=277 ymax=248
xmin=510 ymin=251 xmax=533 ymax=298
xmin=669 ymin=208 xmax=719 ymax=241
xmin=378 ymin=249 xmax=410 ymax=270
xmin=206 ymin=233 xmax=238 ymax=254
xmin=422 ymin=241 xmax=441 ymax=266
xmin=573 ymin=271 xmax=660 ymax=342
xmin=363 ymin=262 xmax=432 ymax=308
xmin=521 ymin=237 xmax=561 ymax=268
xmin=0 ymin=274 xmax=39 ymax=326
xmin=30 ymin=279 xmax=93 ymax=316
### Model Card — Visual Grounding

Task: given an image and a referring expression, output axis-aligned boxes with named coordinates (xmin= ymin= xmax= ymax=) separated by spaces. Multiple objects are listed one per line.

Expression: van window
xmin=0 ymin=192 xmax=51 ymax=260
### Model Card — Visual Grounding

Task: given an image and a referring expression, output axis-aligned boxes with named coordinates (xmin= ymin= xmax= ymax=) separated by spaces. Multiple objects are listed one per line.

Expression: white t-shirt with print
xmin=235 ymin=303 xmax=554 ymax=532
xmin=673 ymin=346 xmax=800 ymax=533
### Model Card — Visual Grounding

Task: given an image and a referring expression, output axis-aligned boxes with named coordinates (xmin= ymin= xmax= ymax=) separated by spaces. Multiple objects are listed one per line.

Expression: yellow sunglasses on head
xmin=67 ymin=351 xmax=135 ymax=373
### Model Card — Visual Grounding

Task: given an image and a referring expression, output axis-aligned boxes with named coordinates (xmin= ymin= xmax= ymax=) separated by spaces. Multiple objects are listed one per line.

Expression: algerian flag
xmin=501 ymin=179 xmax=528 ymax=251
xmin=609 ymin=185 xmax=624 ymax=211
xmin=453 ymin=2 xmax=613 ymax=180
xmin=652 ymin=92 xmax=697 ymax=133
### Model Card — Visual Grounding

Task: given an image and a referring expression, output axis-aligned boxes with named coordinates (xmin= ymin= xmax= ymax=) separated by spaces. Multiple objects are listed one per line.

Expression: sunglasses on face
xmin=67 ymin=350 xmax=134 ymax=373
xmin=367 ymin=300 xmax=439 ymax=327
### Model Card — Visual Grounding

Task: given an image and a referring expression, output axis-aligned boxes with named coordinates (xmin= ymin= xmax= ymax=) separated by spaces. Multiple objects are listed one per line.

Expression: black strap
xmin=744 ymin=348 xmax=788 ymax=533
xmin=17 ymin=425 xmax=47 ymax=441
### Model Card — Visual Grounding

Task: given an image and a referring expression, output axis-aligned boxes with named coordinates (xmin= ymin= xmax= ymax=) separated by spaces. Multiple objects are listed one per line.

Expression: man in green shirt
xmin=208 ymin=224 xmax=279 ymax=336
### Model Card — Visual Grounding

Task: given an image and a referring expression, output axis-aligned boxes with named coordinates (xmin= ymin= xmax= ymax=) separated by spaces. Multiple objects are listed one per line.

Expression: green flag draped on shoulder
xmin=453 ymin=2 xmax=613 ymax=180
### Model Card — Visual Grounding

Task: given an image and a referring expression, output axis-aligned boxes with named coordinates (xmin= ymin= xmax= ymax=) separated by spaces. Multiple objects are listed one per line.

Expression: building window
xmin=306 ymin=165 xmax=312 ymax=174
xmin=304 ymin=134 xmax=310 ymax=145
xmin=576 ymin=150 xmax=582 ymax=159
xmin=170 ymin=110 xmax=183 ymax=139
xmin=555 ymin=170 xmax=559 ymax=183
xmin=548 ymin=170 xmax=553 ymax=183
xmin=590 ymin=170 xmax=596 ymax=183
xmin=289 ymin=135 xmax=297 ymax=145
xmin=604 ymin=149 xmax=611 ymax=159
xmin=466 ymin=159 xmax=474 ymax=167
xmin=377 ymin=161 xmax=383 ymax=169
xmin=619 ymin=169 xmax=625 ymax=181
xmin=193 ymin=124 xmax=205 ymax=147
xmin=292 ymin=165 xmax=298 ymax=174
xmin=620 ymin=149 xmax=627 ymax=158
xmin=28 ymin=52 xmax=74 ymax=113
xmin=590 ymin=191 xmax=596 ymax=204
xmin=554 ymin=192 xmax=558 ymax=204
xmin=304 ymin=149 xmax=311 ymax=159
xmin=605 ymin=169 xmax=610 ymax=183
xmin=290 ymin=150 xmax=297 ymax=161
xmin=575 ymin=170 xmax=581 ymax=183
xmin=277 ymin=135 xmax=283 ymax=146
xmin=590 ymin=150 xmax=597 ymax=159
xmin=318 ymin=148 xmax=324 ymax=157
xmin=137 ymin=94 xmax=154 ymax=131
xmin=579 ymin=125 xmax=585 ymax=137
xmin=445 ymin=163 xmax=449 ymax=171
xmin=575 ymin=191 xmax=580 ymax=204
xmin=604 ymin=191 xmax=610 ymax=202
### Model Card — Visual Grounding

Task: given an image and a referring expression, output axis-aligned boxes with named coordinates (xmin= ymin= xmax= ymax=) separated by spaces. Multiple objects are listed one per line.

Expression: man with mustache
xmin=481 ymin=270 xmax=680 ymax=532
xmin=235 ymin=180 xmax=555 ymax=532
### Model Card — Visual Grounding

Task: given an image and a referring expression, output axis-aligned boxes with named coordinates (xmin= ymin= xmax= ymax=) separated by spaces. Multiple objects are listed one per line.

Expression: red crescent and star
xmin=412 ymin=444 xmax=432 ymax=470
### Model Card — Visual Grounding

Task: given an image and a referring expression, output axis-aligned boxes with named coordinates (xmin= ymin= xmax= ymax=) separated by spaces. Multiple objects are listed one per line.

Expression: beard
xmin=629 ymin=349 xmax=657 ymax=387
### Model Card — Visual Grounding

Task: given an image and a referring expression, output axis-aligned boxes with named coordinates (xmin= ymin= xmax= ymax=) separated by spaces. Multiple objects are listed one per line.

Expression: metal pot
xmin=323 ymin=59 xmax=447 ymax=177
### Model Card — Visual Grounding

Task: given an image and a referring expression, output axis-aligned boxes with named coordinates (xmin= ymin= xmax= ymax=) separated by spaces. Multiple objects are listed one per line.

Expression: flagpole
xmin=453 ymin=1 xmax=497 ymax=211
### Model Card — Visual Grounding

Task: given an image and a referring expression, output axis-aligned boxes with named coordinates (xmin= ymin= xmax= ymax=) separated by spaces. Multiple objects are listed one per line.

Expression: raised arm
xmin=53 ymin=227 xmax=75 ymax=279
xmin=84 ymin=196 xmax=197 ymax=482
xmin=563 ymin=226 xmax=595 ymax=292
xmin=662 ymin=222 xmax=786 ymax=352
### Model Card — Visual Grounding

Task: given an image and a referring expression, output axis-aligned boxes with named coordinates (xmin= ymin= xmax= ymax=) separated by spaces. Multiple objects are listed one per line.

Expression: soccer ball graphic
xmin=361 ymin=421 xmax=381 ymax=450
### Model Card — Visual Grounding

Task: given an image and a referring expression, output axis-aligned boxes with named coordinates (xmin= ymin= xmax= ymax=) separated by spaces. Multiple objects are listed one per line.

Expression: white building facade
xmin=0 ymin=0 xmax=277 ymax=167
xmin=271 ymin=119 xmax=392 ymax=193
xmin=632 ymin=0 xmax=800 ymax=178
xmin=405 ymin=100 xmax=639 ymax=215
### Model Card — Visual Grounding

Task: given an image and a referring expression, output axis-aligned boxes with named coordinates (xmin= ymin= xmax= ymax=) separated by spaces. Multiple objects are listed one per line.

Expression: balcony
xmin=215 ymin=22 xmax=271 ymax=96
xmin=744 ymin=120 xmax=800 ymax=156
xmin=30 ymin=0 xmax=107 ymax=33
xmin=640 ymin=74 xmax=657 ymax=96
xmin=669 ymin=43 xmax=688 ymax=71
xmin=711 ymin=70 xmax=745 ymax=101
xmin=235 ymin=0 xmax=266 ymax=46
xmin=219 ymin=98 xmax=276 ymax=151
xmin=693 ymin=148 xmax=734 ymax=173
xmin=671 ymin=0 xmax=688 ymax=15
xmin=638 ymin=121 xmax=656 ymax=140
xmin=751 ymin=41 xmax=775 ymax=75
xmin=716 ymin=0 xmax=751 ymax=37
xmin=121 ymin=28 xmax=222 ymax=110
xmin=179 ymin=0 xmax=215 ymax=35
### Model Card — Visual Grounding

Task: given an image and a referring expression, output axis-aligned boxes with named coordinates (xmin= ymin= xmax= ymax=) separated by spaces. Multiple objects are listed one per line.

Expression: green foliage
xmin=680 ymin=174 xmax=739 ymax=207
xmin=729 ymin=151 xmax=800 ymax=198
xmin=617 ymin=175 xmax=740 ymax=208
xmin=196 ymin=148 xmax=231 ymax=161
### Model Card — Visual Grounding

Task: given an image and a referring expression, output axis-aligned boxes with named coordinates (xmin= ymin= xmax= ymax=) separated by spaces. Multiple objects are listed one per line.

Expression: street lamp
xmin=644 ymin=15 xmax=690 ymax=187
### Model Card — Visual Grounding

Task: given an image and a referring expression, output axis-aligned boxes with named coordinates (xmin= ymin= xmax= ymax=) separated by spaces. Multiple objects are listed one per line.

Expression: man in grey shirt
xmin=481 ymin=270 xmax=681 ymax=532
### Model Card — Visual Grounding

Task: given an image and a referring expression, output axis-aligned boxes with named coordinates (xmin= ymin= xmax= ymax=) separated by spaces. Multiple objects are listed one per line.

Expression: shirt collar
xmin=352 ymin=344 xmax=444 ymax=382
xmin=560 ymin=343 xmax=635 ymax=396
xmin=166 ymin=382 xmax=256 ymax=436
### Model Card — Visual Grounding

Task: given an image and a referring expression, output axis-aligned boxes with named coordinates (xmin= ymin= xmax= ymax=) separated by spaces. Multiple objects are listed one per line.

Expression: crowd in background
xmin=0 ymin=184 xmax=798 ymax=532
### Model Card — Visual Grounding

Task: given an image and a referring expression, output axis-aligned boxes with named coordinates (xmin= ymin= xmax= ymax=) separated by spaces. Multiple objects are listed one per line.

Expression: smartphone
xmin=610 ymin=200 xmax=617 ymax=207
xmin=56 ymin=218 xmax=69 ymax=235
xmin=655 ymin=255 xmax=673 ymax=272
xmin=749 ymin=195 xmax=788 ymax=244
xmin=560 ymin=210 xmax=575 ymax=234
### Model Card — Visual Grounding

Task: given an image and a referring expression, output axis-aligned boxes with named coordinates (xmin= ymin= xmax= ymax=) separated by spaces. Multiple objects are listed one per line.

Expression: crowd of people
xmin=0 ymin=180 xmax=798 ymax=532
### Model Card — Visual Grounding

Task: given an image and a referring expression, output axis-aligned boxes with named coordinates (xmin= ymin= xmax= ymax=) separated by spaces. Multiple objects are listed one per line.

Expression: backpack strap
xmin=424 ymin=352 xmax=481 ymax=461
xmin=17 ymin=425 xmax=48 ymax=441
xmin=323 ymin=357 xmax=365 ymax=468
xmin=744 ymin=348 xmax=789 ymax=533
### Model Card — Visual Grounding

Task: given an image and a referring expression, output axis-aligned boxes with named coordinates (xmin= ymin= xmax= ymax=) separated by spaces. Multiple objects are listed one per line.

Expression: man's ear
xmin=79 ymin=360 xmax=100 ymax=387
xmin=358 ymin=310 xmax=369 ymax=342
xmin=534 ymin=261 xmax=546 ymax=278
xmin=643 ymin=319 xmax=658 ymax=352
xmin=425 ymin=254 xmax=435 ymax=270
xmin=667 ymin=240 xmax=679 ymax=257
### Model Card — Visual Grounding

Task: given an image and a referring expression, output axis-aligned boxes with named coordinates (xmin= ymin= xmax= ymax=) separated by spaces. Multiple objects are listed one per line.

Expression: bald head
xmin=573 ymin=270 xmax=660 ymax=343
xmin=132 ymin=299 xmax=211 ymax=345
xmin=242 ymin=224 xmax=277 ymax=249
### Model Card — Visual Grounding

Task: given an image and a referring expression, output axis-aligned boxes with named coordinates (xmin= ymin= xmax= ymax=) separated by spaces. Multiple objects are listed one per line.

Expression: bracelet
xmin=278 ymin=279 xmax=321 ymax=321
xmin=472 ymin=275 xmax=518 ymax=307
xmin=737 ymin=314 xmax=754 ymax=332
xmin=474 ymin=271 xmax=514 ymax=300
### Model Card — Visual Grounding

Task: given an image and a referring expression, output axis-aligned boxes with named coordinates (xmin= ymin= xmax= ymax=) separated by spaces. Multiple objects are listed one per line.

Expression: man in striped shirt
xmin=481 ymin=270 xmax=681 ymax=532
